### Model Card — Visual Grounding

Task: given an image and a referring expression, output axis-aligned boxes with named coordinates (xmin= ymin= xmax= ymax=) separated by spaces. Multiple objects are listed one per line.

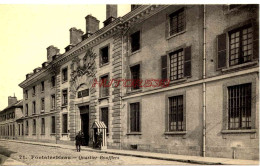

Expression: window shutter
xmin=217 ymin=33 xmax=227 ymax=69
xmin=136 ymin=103 xmax=140 ymax=132
xmin=253 ymin=21 xmax=259 ymax=60
xmin=161 ymin=55 xmax=167 ymax=80
xmin=184 ymin=46 xmax=191 ymax=77
xmin=165 ymin=14 xmax=169 ymax=38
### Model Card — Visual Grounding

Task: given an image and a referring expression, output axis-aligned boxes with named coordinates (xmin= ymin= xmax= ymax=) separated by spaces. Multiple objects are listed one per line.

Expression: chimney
xmin=70 ymin=27 xmax=84 ymax=45
xmin=131 ymin=5 xmax=141 ymax=11
xmin=8 ymin=96 xmax=17 ymax=106
xmin=65 ymin=28 xmax=84 ymax=52
xmin=103 ymin=5 xmax=117 ymax=27
xmin=82 ymin=15 xmax=100 ymax=40
xmin=47 ymin=45 xmax=60 ymax=62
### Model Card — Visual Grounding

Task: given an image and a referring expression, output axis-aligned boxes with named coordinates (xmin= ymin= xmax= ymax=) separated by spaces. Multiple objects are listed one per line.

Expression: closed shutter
xmin=217 ymin=33 xmax=227 ymax=69
xmin=161 ymin=55 xmax=168 ymax=80
xmin=253 ymin=21 xmax=259 ymax=60
xmin=136 ymin=103 xmax=140 ymax=132
xmin=184 ymin=46 xmax=191 ymax=77
xmin=130 ymin=104 xmax=135 ymax=132
xmin=165 ymin=14 xmax=169 ymax=38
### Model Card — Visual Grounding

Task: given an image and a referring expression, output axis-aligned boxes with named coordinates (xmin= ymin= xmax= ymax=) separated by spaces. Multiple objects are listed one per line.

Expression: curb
xmin=1 ymin=139 xmax=256 ymax=165
xmin=82 ymin=150 xmax=222 ymax=165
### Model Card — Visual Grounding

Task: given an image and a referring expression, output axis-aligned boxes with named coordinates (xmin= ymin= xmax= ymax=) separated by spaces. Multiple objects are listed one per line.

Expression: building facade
xmin=0 ymin=96 xmax=23 ymax=139
xmin=18 ymin=5 xmax=259 ymax=160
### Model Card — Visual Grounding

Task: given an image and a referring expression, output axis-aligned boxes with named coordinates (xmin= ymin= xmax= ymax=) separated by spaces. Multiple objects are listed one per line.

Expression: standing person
xmin=75 ymin=131 xmax=82 ymax=152
xmin=80 ymin=131 xmax=85 ymax=146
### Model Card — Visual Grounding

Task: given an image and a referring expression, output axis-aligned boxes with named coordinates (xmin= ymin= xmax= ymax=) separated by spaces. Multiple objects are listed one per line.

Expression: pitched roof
xmin=0 ymin=100 xmax=23 ymax=113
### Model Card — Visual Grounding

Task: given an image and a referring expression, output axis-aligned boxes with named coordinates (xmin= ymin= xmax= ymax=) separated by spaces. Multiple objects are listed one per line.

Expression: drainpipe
xmin=202 ymin=5 xmax=207 ymax=157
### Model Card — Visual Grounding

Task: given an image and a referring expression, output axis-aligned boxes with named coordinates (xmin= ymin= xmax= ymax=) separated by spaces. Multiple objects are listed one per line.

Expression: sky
xmin=0 ymin=2 xmax=258 ymax=110
xmin=0 ymin=4 xmax=131 ymax=110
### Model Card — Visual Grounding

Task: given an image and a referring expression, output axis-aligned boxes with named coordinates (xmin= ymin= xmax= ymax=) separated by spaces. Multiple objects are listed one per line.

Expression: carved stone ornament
xmin=70 ymin=49 xmax=97 ymax=94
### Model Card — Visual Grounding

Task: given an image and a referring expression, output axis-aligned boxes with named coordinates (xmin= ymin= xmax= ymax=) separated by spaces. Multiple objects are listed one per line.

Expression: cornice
xmin=19 ymin=5 xmax=169 ymax=89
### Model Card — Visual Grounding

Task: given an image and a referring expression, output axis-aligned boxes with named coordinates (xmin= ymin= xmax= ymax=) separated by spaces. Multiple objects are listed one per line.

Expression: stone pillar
xmin=55 ymin=72 xmax=61 ymax=140
xmin=69 ymin=92 xmax=76 ymax=141
xmin=89 ymin=85 xmax=97 ymax=147
xmin=111 ymin=32 xmax=123 ymax=146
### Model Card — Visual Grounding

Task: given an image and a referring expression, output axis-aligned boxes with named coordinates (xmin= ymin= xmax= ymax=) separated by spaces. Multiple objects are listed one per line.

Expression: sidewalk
xmin=1 ymin=139 xmax=259 ymax=165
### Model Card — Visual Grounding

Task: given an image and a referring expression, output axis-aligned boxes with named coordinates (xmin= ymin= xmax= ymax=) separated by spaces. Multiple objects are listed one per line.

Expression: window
xmin=18 ymin=124 xmax=20 ymax=136
xmin=168 ymin=95 xmax=184 ymax=131
xmin=51 ymin=76 xmax=56 ymax=87
xmin=10 ymin=125 xmax=12 ymax=136
xmin=41 ymin=81 xmax=44 ymax=92
xmin=22 ymin=123 xmax=24 ymax=135
xmin=13 ymin=124 xmax=15 ymax=136
xmin=100 ymin=75 xmax=109 ymax=97
xmin=130 ymin=103 xmax=140 ymax=132
xmin=62 ymin=114 xmax=68 ymax=133
xmin=62 ymin=67 xmax=68 ymax=82
xmin=32 ymin=101 xmax=36 ymax=114
xmin=51 ymin=94 xmax=55 ymax=110
xmin=26 ymin=121 xmax=28 ymax=135
xmin=41 ymin=98 xmax=45 ymax=111
xmin=228 ymin=83 xmax=251 ymax=130
xmin=25 ymin=104 xmax=28 ymax=116
xmin=51 ymin=116 xmax=55 ymax=134
xmin=130 ymin=64 xmax=140 ymax=90
xmin=169 ymin=8 xmax=185 ymax=36
xmin=25 ymin=90 xmax=28 ymax=99
xmin=161 ymin=47 xmax=191 ymax=81
xmin=100 ymin=46 xmax=109 ymax=66
xmin=33 ymin=119 xmax=36 ymax=135
xmin=78 ymin=89 xmax=89 ymax=98
xmin=130 ymin=31 xmax=140 ymax=52
xmin=32 ymin=86 xmax=36 ymax=96
xmin=229 ymin=25 xmax=253 ymax=66
xmin=62 ymin=89 xmax=68 ymax=106
xmin=100 ymin=107 xmax=109 ymax=133
xmin=41 ymin=118 xmax=45 ymax=134
xmin=170 ymin=49 xmax=184 ymax=80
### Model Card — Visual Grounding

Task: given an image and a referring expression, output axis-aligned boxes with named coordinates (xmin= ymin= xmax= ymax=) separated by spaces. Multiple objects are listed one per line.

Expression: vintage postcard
xmin=0 ymin=3 xmax=259 ymax=166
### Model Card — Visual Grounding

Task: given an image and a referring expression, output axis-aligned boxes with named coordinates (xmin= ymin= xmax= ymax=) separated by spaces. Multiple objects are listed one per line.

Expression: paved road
xmin=0 ymin=140 xmax=193 ymax=165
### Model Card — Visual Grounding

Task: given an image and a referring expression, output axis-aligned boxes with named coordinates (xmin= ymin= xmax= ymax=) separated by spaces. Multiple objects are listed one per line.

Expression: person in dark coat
xmin=75 ymin=131 xmax=82 ymax=152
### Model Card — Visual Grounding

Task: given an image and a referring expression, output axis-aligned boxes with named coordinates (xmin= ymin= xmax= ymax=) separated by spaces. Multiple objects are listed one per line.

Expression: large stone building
xmin=18 ymin=5 xmax=258 ymax=160
xmin=0 ymin=96 xmax=23 ymax=139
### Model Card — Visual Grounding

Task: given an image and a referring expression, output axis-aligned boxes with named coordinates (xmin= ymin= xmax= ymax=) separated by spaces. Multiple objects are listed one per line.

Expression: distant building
xmin=0 ymin=96 xmax=23 ymax=139
xmin=18 ymin=5 xmax=259 ymax=160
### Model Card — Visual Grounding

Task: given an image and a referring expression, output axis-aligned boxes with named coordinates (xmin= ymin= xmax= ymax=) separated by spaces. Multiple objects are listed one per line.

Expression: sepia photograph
xmin=0 ymin=2 xmax=259 ymax=165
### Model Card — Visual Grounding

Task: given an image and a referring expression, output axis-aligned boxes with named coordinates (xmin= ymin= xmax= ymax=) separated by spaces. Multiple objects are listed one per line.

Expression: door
xmin=80 ymin=105 xmax=89 ymax=146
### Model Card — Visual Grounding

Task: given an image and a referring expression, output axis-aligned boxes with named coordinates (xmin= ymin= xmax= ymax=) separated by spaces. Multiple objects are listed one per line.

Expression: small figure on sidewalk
xmin=75 ymin=131 xmax=82 ymax=152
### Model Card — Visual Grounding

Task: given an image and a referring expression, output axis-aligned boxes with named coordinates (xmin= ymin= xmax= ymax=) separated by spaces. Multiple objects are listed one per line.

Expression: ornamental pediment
xmin=70 ymin=49 xmax=97 ymax=94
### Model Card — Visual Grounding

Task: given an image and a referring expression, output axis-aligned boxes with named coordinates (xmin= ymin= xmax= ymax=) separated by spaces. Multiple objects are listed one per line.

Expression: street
xmin=0 ymin=140 xmax=193 ymax=165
